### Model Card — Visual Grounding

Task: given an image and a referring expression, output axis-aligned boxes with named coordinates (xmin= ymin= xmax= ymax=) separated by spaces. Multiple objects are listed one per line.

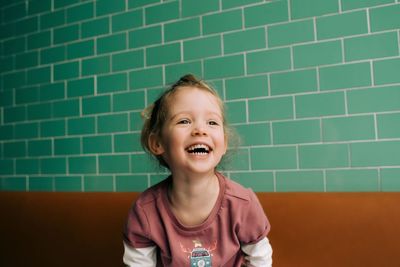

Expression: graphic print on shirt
xmin=180 ymin=239 xmax=217 ymax=267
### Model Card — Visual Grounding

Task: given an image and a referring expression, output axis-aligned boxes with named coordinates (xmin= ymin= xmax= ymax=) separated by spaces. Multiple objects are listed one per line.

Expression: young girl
xmin=123 ymin=74 xmax=272 ymax=266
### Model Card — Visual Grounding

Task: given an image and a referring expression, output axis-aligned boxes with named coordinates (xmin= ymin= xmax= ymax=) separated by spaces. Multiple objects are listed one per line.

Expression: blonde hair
xmin=140 ymin=74 xmax=237 ymax=169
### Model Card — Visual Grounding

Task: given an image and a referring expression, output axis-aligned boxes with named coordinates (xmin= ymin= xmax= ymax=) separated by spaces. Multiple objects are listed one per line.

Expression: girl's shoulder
xmin=217 ymin=172 xmax=254 ymax=203
xmin=135 ymin=175 xmax=171 ymax=206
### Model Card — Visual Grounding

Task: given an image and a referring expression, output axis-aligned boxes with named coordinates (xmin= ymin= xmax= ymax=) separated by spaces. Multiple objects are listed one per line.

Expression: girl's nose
xmin=191 ymin=124 xmax=207 ymax=136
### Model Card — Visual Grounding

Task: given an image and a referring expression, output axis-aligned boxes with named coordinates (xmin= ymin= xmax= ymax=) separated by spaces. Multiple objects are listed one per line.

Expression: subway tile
xmin=270 ymin=69 xmax=317 ymax=96
xmin=341 ymin=0 xmax=394 ymax=11
xmin=66 ymin=2 xmax=94 ymax=23
xmin=145 ymin=1 xmax=179 ymax=25
xmin=16 ymin=51 xmax=39 ymax=69
xmin=146 ymin=43 xmax=181 ymax=66
xmin=54 ymin=137 xmax=81 ymax=155
xmin=16 ymin=159 xmax=40 ymax=175
xmin=370 ymin=4 xmax=400 ymax=32
xmin=54 ymin=61 xmax=80 ymax=81
xmin=293 ymin=40 xmax=342 ymax=68
xmin=224 ymin=28 xmax=266 ymax=54
xmin=29 ymin=177 xmax=54 ymax=192
xmin=40 ymin=119 xmax=66 ymax=137
xmin=3 ymin=71 xmax=26 ymax=90
xmin=40 ymin=10 xmax=65 ymax=30
xmin=54 ymin=0 xmax=80 ymax=9
xmin=268 ymin=19 xmax=314 ymax=47
xmin=27 ymin=66 xmax=51 ymax=85
xmin=381 ymin=168 xmax=400 ymax=192
xmin=316 ymin=10 xmax=368 ymax=40
xmin=81 ymin=17 xmax=109 ymax=38
xmin=131 ymin=153 xmax=159 ymax=173
xmin=224 ymin=148 xmax=250 ymax=171
xmin=112 ymin=50 xmax=144 ymax=72
xmin=0 ymin=177 xmax=26 ymax=191
xmin=244 ymin=1 xmax=288 ymax=27
xmin=52 ymin=99 xmax=80 ymax=118
xmin=113 ymin=91 xmax=145 ymax=112
xmin=326 ymin=169 xmax=379 ymax=192
xmin=225 ymin=101 xmax=247 ymax=124
xmin=276 ymin=171 xmax=325 ymax=192
xmin=377 ymin=113 xmax=400 ymax=139
xmin=67 ymin=40 xmax=94 ymax=60
xmin=183 ymin=36 xmax=221 ymax=61
xmin=347 ymin=85 xmax=400 ymax=114
xmin=182 ymin=0 xmax=219 ymax=17
xmin=129 ymin=25 xmax=162 ymax=48
xmin=234 ymin=123 xmax=271 ymax=146
xmin=204 ymin=55 xmax=244 ymax=80
xmin=28 ymin=0 xmax=51 ymax=15
xmin=97 ymin=113 xmax=129 ymax=133
xmin=299 ymin=144 xmax=349 ymax=168
xmin=112 ymin=10 xmax=143 ymax=32
xmin=82 ymin=95 xmax=111 ymax=115
xmin=164 ymin=18 xmax=200 ymax=42
xmin=14 ymin=122 xmax=39 ymax=139
xmin=83 ymin=135 xmax=112 ymax=154
xmin=230 ymin=171 xmax=274 ymax=192
xmin=251 ymin=146 xmax=297 ymax=170
xmin=28 ymin=139 xmax=52 ymax=157
xmin=203 ymin=10 xmax=243 ymax=35
xmin=273 ymin=119 xmax=321 ymax=145
xmin=114 ymin=133 xmax=142 ymax=153
xmin=4 ymin=106 xmax=26 ymax=123
xmin=165 ymin=61 xmax=203 ymax=84
xmin=55 ymin=176 xmax=82 ymax=192
xmin=15 ymin=86 xmax=39 ymax=104
xmin=41 ymin=157 xmax=67 ymax=174
xmin=129 ymin=67 xmax=163 ymax=89
xmin=99 ymin=155 xmax=130 ymax=173
xmin=373 ymin=58 xmax=400 ymax=85
xmin=249 ymin=96 xmax=293 ymax=122
xmin=222 ymin=0 xmax=263 ymax=9
xmin=96 ymin=0 xmax=125 ymax=16
xmin=68 ymin=117 xmax=96 ymax=135
xmin=54 ymin=24 xmax=79 ymax=44
xmin=295 ymin=92 xmax=345 ymax=118
xmin=130 ymin=111 xmax=144 ymax=131
xmin=225 ymin=75 xmax=269 ymax=100
xmin=291 ymin=0 xmax=338 ymax=19
xmin=3 ymin=37 xmax=26 ymax=55
xmin=67 ymin=77 xmax=94 ymax=97
xmin=0 ymin=125 xmax=14 ymax=141
xmin=116 ymin=175 xmax=148 ymax=192
xmin=0 ymin=160 xmax=15 ymax=175
xmin=344 ymin=32 xmax=399 ymax=62
xmin=84 ymin=175 xmax=114 ymax=192
xmin=27 ymin=103 xmax=52 ymax=120
xmin=351 ymin=141 xmax=400 ymax=167
xmin=4 ymin=141 xmax=26 ymax=158
xmin=82 ymin=56 xmax=110 ymax=76
xmin=322 ymin=115 xmax=375 ymax=142
xmin=97 ymin=73 xmax=128 ymax=94
xmin=319 ymin=62 xmax=371 ymax=91
xmin=68 ymin=156 xmax=97 ymax=174
xmin=97 ymin=33 xmax=127 ymax=55
xmin=27 ymin=31 xmax=51 ymax=50
xmin=247 ymin=48 xmax=291 ymax=74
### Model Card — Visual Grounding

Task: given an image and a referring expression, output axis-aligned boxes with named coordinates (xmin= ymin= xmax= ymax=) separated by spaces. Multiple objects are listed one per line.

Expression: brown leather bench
xmin=0 ymin=192 xmax=399 ymax=267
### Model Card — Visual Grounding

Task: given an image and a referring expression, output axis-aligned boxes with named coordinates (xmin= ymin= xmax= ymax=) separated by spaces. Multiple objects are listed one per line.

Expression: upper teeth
xmin=187 ymin=144 xmax=210 ymax=152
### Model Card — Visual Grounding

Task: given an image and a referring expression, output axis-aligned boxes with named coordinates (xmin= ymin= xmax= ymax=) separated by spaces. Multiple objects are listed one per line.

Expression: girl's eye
xmin=178 ymin=119 xmax=190 ymax=124
xmin=208 ymin=120 xmax=219 ymax=126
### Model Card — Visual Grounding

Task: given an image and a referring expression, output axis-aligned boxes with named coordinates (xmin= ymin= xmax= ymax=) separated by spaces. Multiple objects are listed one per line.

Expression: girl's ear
xmin=148 ymin=133 xmax=164 ymax=155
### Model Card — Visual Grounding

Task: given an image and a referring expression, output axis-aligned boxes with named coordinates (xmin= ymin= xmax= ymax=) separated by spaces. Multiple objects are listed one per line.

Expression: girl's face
xmin=150 ymin=87 xmax=227 ymax=176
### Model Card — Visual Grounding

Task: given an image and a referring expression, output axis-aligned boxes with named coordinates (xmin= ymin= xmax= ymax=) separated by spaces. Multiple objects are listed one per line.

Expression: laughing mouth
xmin=186 ymin=144 xmax=211 ymax=155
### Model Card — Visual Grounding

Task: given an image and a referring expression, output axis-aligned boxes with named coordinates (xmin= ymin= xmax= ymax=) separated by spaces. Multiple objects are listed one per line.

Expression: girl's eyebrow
xmin=169 ymin=111 xmax=223 ymax=121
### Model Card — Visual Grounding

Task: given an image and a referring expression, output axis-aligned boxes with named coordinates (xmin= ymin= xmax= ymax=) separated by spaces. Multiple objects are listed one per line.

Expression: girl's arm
xmin=123 ymin=241 xmax=157 ymax=267
xmin=241 ymin=237 xmax=273 ymax=267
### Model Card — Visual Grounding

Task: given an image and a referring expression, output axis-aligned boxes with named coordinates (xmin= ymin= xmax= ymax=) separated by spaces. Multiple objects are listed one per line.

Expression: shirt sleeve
xmin=124 ymin=201 xmax=156 ymax=248
xmin=123 ymin=241 xmax=157 ymax=267
xmin=237 ymin=189 xmax=271 ymax=245
xmin=241 ymin=237 xmax=273 ymax=267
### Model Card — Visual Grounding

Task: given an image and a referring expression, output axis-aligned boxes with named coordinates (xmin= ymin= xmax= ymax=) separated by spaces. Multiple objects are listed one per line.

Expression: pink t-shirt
xmin=124 ymin=172 xmax=270 ymax=266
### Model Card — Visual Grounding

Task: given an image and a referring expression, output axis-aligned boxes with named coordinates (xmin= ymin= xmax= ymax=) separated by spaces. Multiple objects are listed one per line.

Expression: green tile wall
xmin=1 ymin=0 xmax=400 ymax=193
